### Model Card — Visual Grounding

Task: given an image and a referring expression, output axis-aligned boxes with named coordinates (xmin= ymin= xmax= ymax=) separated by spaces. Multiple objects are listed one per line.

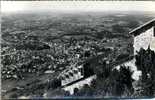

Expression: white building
xmin=129 ymin=19 xmax=155 ymax=54
xmin=116 ymin=19 xmax=155 ymax=81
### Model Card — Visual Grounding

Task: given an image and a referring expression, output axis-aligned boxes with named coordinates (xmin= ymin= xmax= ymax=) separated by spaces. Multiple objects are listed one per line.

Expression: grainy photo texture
xmin=1 ymin=1 xmax=155 ymax=99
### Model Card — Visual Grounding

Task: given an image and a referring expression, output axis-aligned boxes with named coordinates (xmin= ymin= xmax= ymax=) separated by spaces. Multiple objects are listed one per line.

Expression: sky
xmin=1 ymin=1 xmax=155 ymax=13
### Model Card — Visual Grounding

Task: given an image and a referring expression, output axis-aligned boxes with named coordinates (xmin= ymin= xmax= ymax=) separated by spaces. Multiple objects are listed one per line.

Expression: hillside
xmin=1 ymin=11 xmax=155 ymax=98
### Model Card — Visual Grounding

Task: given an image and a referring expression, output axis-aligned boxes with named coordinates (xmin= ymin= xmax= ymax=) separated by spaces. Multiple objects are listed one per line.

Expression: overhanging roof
xmin=129 ymin=19 xmax=155 ymax=36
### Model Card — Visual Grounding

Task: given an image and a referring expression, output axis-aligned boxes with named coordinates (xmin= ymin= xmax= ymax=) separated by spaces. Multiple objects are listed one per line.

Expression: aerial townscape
xmin=1 ymin=11 xmax=155 ymax=99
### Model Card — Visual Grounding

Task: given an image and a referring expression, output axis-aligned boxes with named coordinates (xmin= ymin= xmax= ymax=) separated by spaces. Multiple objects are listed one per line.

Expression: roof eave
xmin=129 ymin=19 xmax=155 ymax=36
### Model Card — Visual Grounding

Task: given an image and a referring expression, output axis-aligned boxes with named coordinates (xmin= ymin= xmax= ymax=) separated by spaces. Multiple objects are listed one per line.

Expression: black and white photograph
xmin=1 ymin=1 xmax=155 ymax=99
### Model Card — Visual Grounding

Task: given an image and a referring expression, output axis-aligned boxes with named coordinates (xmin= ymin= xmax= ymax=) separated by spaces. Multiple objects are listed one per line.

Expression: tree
xmin=135 ymin=48 xmax=148 ymax=82
xmin=84 ymin=65 xmax=134 ymax=97
xmin=135 ymin=47 xmax=155 ymax=97
xmin=119 ymin=66 xmax=134 ymax=95
xmin=77 ymin=84 xmax=93 ymax=96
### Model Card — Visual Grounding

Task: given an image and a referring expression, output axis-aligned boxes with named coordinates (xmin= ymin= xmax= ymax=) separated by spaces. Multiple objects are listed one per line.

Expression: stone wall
xmin=61 ymin=65 xmax=84 ymax=86
xmin=62 ymin=75 xmax=96 ymax=94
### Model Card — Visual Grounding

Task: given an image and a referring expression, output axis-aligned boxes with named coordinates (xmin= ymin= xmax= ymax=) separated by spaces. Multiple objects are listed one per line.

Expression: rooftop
xmin=129 ymin=19 xmax=155 ymax=36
